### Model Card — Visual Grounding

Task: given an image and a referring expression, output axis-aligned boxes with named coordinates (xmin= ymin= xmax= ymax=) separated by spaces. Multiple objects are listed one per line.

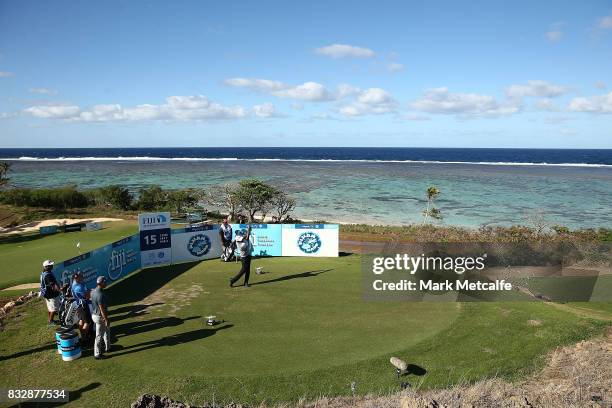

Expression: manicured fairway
xmin=0 ymin=253 xmax=608 ymax=407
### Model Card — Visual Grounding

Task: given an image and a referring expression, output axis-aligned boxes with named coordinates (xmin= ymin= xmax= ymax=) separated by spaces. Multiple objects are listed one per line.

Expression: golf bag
xmin=57 ymin=284 xmax=93 ymax=341
xmin=221 ymin=241 xmax=236 ymax=262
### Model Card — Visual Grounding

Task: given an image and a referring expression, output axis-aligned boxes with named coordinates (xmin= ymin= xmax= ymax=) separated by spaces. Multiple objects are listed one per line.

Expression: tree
xmin=0 ymin=162 xmax=11 ymax=187
xmin=92 ymin=185 xmax=133 ymax=210
xmin=203 ymin=183 xmax=240 ymax=221
xmin=233 ymin=179 xmax=279 ymax=223
xmin=167 ymin=189 xmax=198 ymax=213
xmin=271 ymin=191 xmax=296 ymax=223
xmin=422 ymin=186 xmax=442 ymax=223
xmin=137 ymin=185 xmax=167 ymax=211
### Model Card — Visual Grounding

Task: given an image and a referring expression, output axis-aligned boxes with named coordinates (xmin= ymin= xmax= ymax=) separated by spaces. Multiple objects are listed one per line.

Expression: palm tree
xmin=422 ymin=186 xmax=442 ymax=223
xmin=0 ymin=162 xmax=11 ymax=187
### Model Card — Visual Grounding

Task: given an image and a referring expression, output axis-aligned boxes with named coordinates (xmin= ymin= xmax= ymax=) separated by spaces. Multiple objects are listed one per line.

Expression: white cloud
xmin=0 ymin=112 xmax=17 ymax=119
xmin=336 ymin=83 xmax=361 ymax=99
xmin=273 ymin=81 xmax=333 ymax=101
xmin=28 ymin=87 xmax=58 ymax=95
xmin=545 ymin=21 xmax=565 ymax=42
xmin=559 ymin=127 xmax=577 ymax=135
xmin=314 ymin=44 xmax=375 ymax=59
xmin=225 ymin=78 xmax=333 ymax=101
xmin=0 ymin=71 xmax=14 ymax=78
xmin=23 ymin=104 xmax=81 ymax=119
xmin=338 ymin=88 xmax=398 ymax=116
xmin=545 ymin=30 xmax=563 ymax=42
xmin=306 ymin=113 xmax=341 ymax=121
xmin=535 ymin=98 xmax=559 ymax=111
xmin=567 ymin=92 xmax=612 ymax=113
xmin=410 ymin=87 xmax=520 ymax=116
xmin=597 ymin=16 xmax=612 ymax=29
xmin=595 ymin=81 xmax=607 ymax=89
xmin=23 ymin=95 xmax=249 ymax=122
xmin=387 ymin=62 xmax=404 ymax=72
xmin=505 ymin=80 xmax=569 ymax=99
xmin=543 ymin=115 xmax=570 ymax=124
xmin=398 ymin=113 xmax=430 ymax=121
xmin=223 ymin=78 xmax=286 ymax=92
xmin=253 ymin=102 xmax=278 ymax=118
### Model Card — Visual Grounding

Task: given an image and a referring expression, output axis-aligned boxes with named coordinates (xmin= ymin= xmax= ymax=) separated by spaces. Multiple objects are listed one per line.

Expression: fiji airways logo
xmin=141 ymin=214 xmax=168 ymax=226
xmin=188 ymin=234 xmax=211 ymax=257
xmin=297 ymin=232 xmax=321 ymax=254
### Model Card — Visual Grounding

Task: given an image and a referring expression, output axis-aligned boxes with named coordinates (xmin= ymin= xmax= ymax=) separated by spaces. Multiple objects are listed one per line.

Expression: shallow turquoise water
xmin=6 ymin=161 xmax=612 ymax=229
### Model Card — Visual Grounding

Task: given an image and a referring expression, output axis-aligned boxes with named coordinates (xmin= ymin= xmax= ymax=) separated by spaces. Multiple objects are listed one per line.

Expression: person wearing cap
xmin=90 ymin=276 xmax=111 ymax=359
xmin=71 ymin=272 xmax=91 ymax=341
xmin=230 ymin=224 xmax=253 ymax=287
xmin=40 ymin=260 xmax=61 ymax=326
xmin=218 ymin=218 xmax=233 ymax=258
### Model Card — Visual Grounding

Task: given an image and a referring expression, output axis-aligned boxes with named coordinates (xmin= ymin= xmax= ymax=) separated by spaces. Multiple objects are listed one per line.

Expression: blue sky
xmin=0 ymin=0 xmax=611 ymax=148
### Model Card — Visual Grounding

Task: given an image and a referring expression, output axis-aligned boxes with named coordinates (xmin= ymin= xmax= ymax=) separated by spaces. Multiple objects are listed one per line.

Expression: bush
xmin=136 ymin=185 xmax=167 ymax=211
xmin=0 ymin=186 xmax=89 ymax=209
xmin=167 ymin=189 xmax=198 ymax=213
xmin=88 ymin=185 xmax=133 ymax=210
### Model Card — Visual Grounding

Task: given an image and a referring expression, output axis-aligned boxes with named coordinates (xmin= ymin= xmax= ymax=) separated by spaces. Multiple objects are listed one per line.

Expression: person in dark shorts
xmin=40 ymin=260 xmax=61 ymax=326
xmin=230 ymin=225 xmax=253 ymax=287
xmin=218 ymin=218 xmax=233 ymax=259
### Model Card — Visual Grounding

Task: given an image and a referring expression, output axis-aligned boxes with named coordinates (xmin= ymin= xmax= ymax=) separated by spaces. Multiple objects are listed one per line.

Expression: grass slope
xmin=0 ymin=254 xmax=608 ymax=407
xmin=0 ymin=221 xmax=138 ymax=289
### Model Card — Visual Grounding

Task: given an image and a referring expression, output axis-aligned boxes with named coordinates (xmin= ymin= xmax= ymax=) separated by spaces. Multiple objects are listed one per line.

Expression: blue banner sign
xmin=231 ymin=223 xmax=283 ymax=257
xmin=52 ymin=233 xmax=142 ymax=289
xmin=39 ymin=225 xmax=58 ymax=235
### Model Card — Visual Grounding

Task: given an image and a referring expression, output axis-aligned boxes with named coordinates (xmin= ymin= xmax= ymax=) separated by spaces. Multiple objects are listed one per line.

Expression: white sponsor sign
xmin=141 ymin=247 xmax=172 ymax=268
xmin=139 ymin=212 xmax=172 ymax=268
xmin=171 ymin=226 xmax=222 ymax=264
xmin=86 ymin=222 xmax=102 ymax=232
xmin=281 ymin=224 xmax=339 ymax=257
xmin=138 ymin=212 xmax=171 ymax=231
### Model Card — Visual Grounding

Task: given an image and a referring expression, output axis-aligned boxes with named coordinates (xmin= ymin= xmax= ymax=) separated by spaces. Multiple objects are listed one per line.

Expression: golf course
xmin=0 ymin=221 xmax=610 ymax=407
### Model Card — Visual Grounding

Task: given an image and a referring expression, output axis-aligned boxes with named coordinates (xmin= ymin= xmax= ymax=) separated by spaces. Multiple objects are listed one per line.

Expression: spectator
xmin=71 ymin=272 xmax=91 ymax=341
xmin=39 ymin=260 xmax=60 ymax=326
xmin=218 ymin=218 xmax=233 ymax=259
xmin=90 ymin=276 xmax=111 ymax=359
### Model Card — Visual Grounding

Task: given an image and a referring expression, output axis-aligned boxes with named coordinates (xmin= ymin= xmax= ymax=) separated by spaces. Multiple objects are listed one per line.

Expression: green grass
xmin=0 ymin=221 xmax=138 ymax=289
xmin=0 ymin=254 xmax=608 ymax=407
xmin=1 ymin=221 xmax=610 ymax=406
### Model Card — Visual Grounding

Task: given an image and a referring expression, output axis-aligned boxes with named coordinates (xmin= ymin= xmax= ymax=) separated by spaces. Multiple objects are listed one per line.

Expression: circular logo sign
xmin=188 ymin=234 xmax=211 ymax=257
xmin=297 ymin=231 xmax=322 ymax=254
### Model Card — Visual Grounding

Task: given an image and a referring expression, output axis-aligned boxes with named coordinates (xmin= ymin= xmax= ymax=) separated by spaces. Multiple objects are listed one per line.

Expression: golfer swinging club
xmin=230 ymin=224 xmax=253 ymax=288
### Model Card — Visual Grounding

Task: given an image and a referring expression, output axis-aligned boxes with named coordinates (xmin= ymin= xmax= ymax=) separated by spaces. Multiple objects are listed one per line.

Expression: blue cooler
xmin=60 ymin=331 xmax=81 ymax=361
xmin=55 ymin=326 xmax=73 ymax=354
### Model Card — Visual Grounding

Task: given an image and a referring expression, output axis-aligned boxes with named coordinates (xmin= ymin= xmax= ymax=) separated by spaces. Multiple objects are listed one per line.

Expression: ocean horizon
xmin=2 ymin=147 xmax=611 ymax=229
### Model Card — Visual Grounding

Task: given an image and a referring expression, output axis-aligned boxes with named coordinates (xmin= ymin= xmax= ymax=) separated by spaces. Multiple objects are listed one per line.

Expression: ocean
xmin=1 ymin=147 xmax=611 ymax=229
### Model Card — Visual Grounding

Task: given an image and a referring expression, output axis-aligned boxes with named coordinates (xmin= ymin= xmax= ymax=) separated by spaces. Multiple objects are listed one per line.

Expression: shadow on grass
xmin=107 ymin=261 xmax=199 ymax=305
xmin=108 ymin=324 xmax=233 ymax=358
xmin=406 ymin=364 xmax=427 ymax=376
xmin=7 ymin=381 xmax=102 ymax=407
xmin=251 ymin=269 xmax=333 ymax=286
xmin=110 ymin=315 xmax=201 ymax=341
xmin=108 ymin=302 xmax=164 ymax=322
xmin=0 ymin=342 xmax=57 ymax=362
xmin=0 ymin=232 xmax=44 ymax=245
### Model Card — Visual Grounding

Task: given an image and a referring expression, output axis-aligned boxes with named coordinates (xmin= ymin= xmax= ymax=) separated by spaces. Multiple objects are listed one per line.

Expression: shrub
xmin=0 ymin=186 xmax=89 ymax=209
xmin=136 ymin=185 xmax=167 ymax=211
xmin=88 ymin=185 xmax=133 ymax=210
